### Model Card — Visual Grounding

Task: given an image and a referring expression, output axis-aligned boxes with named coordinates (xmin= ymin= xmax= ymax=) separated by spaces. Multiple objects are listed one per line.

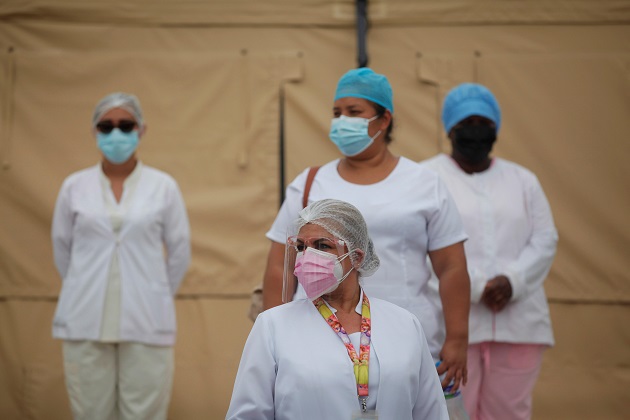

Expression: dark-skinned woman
xmin=420 ymin=83 xmax=558 ymax=420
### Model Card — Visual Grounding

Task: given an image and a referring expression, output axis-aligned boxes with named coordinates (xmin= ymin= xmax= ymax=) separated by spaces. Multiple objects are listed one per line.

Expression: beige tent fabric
xmin=1 ymin=0 xmax=629 ymax=25
xmin=477 ymin=53 xmax=630 ymax=303
xmin=535 ymin=303 xmax=630 ymax=418
xmin=0 ymin=298 xmax=252 ymax=419
xmin=408 ymin=50 xmax=630 ymax=303
xmin=1 ymin=1 xmax=630 ymax=419
xmin=0 ymin=49 xmax=303 ymax=297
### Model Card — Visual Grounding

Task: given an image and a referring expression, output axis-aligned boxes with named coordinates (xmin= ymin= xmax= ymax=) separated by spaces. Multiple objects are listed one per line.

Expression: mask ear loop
xmin=338 ymin=267 xmax=354 ymax=283
xmin=335 ymin=250 xmax=356 ymax=283
xmin=337 ymin=251 xmax=351 ymax=264
xmin=366 ymin=115 xmax=382 ymax=141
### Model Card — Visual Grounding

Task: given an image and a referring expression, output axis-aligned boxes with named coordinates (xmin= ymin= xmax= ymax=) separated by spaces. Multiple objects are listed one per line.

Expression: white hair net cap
xmin=92 ymin=92 xmax=144 ymax=127
xmin=295 ymin=199 xmax=380 ymax=277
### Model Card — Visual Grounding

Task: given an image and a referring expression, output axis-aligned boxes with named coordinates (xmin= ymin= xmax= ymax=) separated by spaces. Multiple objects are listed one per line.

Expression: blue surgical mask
xmin=329 ymin=115 xmax=381 ymax=157
xmin=97 ymin=128 xmax=139 ymax=164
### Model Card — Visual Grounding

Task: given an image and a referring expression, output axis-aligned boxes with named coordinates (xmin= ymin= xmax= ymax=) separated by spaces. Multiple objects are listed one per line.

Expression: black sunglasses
xmin=96 ymin=119 xmax=137 ymax=134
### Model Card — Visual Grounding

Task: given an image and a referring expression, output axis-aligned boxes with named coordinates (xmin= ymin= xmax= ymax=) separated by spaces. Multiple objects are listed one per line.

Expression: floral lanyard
xmin=313 ymin=292 xmax=372 ymax=412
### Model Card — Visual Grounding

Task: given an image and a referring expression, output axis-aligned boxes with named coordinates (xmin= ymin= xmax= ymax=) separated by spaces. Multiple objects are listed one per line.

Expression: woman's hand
xmin=437 ymin=336 xmax=468 ymax=392
xmin=428 ymin=242 xmax=470 ymax=393
xmin=481 ymin=275 xmax=512 ymax=312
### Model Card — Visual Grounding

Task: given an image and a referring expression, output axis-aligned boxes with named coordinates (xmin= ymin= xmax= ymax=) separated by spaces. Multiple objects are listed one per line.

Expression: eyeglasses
xmin=96 ymin=120 xmax=137 ymax=134
xmin=287 ymin=236 xmax=346 ymax=254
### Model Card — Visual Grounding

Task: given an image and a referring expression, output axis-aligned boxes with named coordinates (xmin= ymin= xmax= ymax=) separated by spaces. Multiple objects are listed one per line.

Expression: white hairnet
xmin=295 ymin=199 xmax=380 ymax=277
xmin=92 ymin=92 xmax=144 ymax=127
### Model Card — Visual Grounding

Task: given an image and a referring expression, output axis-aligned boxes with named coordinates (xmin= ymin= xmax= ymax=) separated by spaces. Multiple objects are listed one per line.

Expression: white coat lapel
xmin=369 ymin=299 xmax=411 ymax=419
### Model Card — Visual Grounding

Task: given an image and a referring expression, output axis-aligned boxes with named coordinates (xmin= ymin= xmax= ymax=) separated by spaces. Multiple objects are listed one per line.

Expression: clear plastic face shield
xmin=282 ymin=233 xmax=347 ymax=303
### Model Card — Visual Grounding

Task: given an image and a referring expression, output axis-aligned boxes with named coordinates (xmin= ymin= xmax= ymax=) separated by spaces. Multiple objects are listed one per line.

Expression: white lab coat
xmin=420 ymin=154 xmax=557 ymax=345
xmin=51 ymin=163 xmax=191 ymax=346
xmin=226 ymin=296 xmax=448 ymax=420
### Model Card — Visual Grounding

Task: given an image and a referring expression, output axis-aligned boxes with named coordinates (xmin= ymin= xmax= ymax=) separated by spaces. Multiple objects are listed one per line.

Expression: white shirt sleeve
xmin=51 ymin=179 xmax=73 ymax=279
xmin=162 ymin=180 xmax=191 ymax=294
xmin=504 ymin=175 xmax=558 ymax=301
xmin=469 ymin=268 xmax=489 ymax=304
xmin=266 ymin=168 xmax=310 ymax=244
xmin=226 ymin=315 xmax=277 ymax=419
xmin=426 ymin=175 xmax=468 ymax=251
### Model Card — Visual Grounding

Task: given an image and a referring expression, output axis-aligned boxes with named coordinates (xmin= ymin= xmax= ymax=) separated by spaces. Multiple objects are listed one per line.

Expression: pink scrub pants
xmin=462 ymin=342 xmax=546 ymax=420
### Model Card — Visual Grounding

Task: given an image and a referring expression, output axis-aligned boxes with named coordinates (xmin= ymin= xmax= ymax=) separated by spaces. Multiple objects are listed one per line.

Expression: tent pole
xmin=278 ymin=85 xmax=286 ymax=207
xmin=356 ymin=0 xmax=369 ymax=68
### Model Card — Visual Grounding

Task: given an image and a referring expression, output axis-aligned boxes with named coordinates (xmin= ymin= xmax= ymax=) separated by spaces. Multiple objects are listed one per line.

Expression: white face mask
xmin=329 ymin=115 xmax=381 ymax=157
xmin=293 ymin=248 xmax=353 ymax=300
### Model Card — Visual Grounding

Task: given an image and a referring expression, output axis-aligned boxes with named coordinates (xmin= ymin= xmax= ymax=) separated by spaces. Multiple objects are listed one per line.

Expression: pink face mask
xmin=294 ymin=247 xmax=352 ymax=300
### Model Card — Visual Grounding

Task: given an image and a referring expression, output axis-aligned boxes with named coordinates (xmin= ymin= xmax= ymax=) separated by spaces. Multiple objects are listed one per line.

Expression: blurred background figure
xmin=262 ymin=68 xmax=470 ymax=392
xmin=420 ymin=83 xmax=558 ymax=420
xmin=51 ymin=92 xmax=191 ymax=420
xmin=228 ymin=199 xmax=448 ymax=419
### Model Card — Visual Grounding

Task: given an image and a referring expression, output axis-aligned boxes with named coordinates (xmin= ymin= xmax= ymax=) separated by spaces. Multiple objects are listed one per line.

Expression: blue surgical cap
xmin=334 ymin=68 xmax=394 ymax=114
xmin=442 ymin=83 xmax=501 ymax=134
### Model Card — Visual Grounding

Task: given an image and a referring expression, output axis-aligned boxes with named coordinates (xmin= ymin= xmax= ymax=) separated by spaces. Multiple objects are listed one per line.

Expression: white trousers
xmin=62 ymin=341 xmax=174 ymax=420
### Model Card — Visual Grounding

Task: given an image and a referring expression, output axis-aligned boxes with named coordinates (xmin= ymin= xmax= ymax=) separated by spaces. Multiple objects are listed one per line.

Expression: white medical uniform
xmin=266 ymin=157 xmax=467 ymax=358
xmin=226 ymin=293 xmax=448 ymax=419
xmin=421 ymin=154 xmax=558 ymax=420
xmin=52 ymin=162 xmax=190 ymax=345
xmin=420 ymin=154 xmax=557 ymax=345
xmin=52 ymin=162 xmax=190 ymax=420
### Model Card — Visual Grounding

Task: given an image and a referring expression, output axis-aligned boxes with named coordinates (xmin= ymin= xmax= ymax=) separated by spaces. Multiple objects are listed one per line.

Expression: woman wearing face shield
xmin=228 ymin=199 xmax=448 ymax=419
xmin=262 ymin=68 xmax=471 ymax=394
xmin=420 ymin=83 xmax=558 ymax=420
xmin=51 ymin=92 xmax=191 ymax=420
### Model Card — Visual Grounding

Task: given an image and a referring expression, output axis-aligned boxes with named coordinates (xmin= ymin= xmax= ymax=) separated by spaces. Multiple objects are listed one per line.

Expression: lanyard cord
xmin=313 ymin=292 xmax=371 ymax=410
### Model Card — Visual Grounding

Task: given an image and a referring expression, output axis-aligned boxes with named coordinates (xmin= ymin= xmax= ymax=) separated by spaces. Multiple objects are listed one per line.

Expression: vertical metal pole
xmin=278 ymin=85 xmax=286 ymax=206
xmin=356 ymin=0 xmax=369 ymax=68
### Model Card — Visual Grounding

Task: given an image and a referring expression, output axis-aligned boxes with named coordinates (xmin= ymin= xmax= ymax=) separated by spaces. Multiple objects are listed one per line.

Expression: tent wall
xmin=1 ymin=1 xmax=629 ymax=418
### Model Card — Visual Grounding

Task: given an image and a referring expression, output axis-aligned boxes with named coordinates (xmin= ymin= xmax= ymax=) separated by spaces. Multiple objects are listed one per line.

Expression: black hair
xmin=371 ymin=103 xmax=394 ymax=143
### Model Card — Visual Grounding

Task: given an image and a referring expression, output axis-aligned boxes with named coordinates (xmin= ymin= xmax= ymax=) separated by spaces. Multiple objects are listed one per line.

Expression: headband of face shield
xmin=282 ymin=199 xmax=380 ymax=303
xmin=288 ymin=236 xmax=353 ymax=301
